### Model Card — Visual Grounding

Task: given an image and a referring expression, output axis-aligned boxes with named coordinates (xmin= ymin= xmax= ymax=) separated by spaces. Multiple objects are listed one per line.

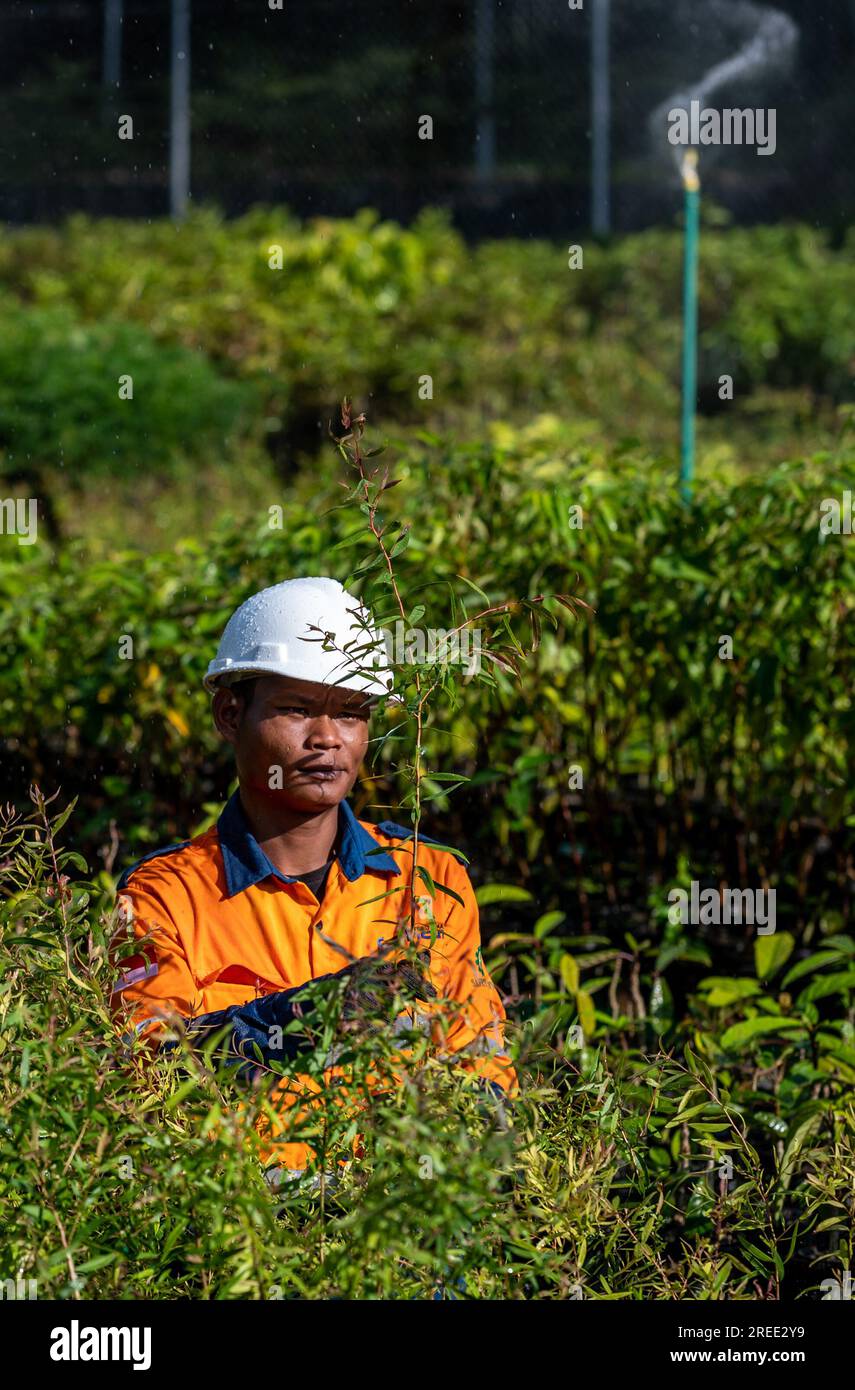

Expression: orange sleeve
xmin=429 ymin=854 xmax=518 ymax=1096
xmin=109 ymin=877 xmax=201 ymax=1046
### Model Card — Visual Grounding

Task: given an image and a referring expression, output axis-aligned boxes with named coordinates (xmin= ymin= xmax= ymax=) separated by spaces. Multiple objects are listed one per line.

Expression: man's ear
xmin=212 ymin=685 xmax=244 ymax=744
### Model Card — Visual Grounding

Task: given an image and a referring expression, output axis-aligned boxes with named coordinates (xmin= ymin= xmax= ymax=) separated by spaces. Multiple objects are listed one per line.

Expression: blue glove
xmin=161 ymin=972 xmax=342 ymax=1079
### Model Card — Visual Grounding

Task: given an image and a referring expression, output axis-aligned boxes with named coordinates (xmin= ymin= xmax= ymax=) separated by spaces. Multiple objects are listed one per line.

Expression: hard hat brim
xmin=203 ymin=659 xmax=404 ymax=704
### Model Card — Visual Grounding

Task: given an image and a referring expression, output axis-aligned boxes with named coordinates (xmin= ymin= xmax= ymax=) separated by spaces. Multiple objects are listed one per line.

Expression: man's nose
xmin=306 ymin=713 xmax=341 ymax=744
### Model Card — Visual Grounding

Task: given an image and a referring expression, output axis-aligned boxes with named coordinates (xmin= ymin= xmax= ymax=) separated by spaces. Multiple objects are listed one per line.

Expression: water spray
xmin=648 ymin=1 xmax=798 ymax=166
xmin=679 ymin=148 xmax=700 ymax=503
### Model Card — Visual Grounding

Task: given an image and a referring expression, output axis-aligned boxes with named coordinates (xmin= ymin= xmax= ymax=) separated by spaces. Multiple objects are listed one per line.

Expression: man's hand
xmin=340 ymin=949 xmax=437 ymax=1026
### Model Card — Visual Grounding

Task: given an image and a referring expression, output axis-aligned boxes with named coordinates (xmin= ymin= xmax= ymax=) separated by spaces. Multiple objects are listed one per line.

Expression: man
xmin=111 ymin=576 xmax=516 ymax=1178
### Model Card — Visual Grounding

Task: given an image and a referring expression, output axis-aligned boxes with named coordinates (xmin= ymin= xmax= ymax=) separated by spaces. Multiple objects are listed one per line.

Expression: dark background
xmin=1 ymin=0 xmax=853 ymax=235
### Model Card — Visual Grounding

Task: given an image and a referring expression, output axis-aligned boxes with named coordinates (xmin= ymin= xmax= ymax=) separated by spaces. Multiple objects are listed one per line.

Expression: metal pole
xmin=101 ymin=0 xmax=123 ymax=125
xmin=474 ymin=0 xmax=496 ymax=181
xmin=680 ymin=150 xmax=700 ymax=502
xmin=103 ymin=0 xmax=123 ymax=91
xmin=170 ymin=0 xmax=191 ymax=219
xmin=591 ymin=0 xmax=610 ymax=235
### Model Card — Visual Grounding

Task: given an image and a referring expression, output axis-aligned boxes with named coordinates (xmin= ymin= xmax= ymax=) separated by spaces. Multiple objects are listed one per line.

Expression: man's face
xmin=212 ymin=673 xmax=372 ymax=811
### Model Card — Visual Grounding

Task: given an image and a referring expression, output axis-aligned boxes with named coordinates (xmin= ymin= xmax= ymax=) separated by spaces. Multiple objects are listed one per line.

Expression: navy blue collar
xmin=217 ymin=790 xmax=401 ymax=898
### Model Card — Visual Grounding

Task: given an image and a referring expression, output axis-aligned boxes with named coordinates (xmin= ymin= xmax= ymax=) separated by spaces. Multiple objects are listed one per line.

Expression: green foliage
xmin=0 ymin=210 xmax=851 ymax=486
xmin=0 ymin=298 xmax=256 ymax=478
xmin=1 ymin=420 xmax=850 ymax=871
xmin=1 ymin=792 xmax=852 ymax=1300
xmin=574 ymin=220 xmax=855 ymax=400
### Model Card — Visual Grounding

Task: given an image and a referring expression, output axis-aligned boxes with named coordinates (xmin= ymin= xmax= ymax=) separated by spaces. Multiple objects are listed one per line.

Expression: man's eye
xmin=275 ymin=704 xmax=363 ymax=719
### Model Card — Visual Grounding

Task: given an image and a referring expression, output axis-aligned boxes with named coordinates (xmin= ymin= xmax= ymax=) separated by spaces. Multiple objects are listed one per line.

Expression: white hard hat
xmin=203 ymin=576 xmax=396 ymax=700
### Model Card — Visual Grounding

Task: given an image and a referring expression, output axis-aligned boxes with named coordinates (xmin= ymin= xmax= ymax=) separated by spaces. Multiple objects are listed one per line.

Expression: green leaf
xmin=388 ymin=531 xmax=410 ymax=559
xmin=720 ymin=1015 xmax=807 ymax=1050
xmin=328 ymin=530 xmax=370 ymax=552
xmin=534 ymin=911 xmax=565 ymax=939
xmin=650 ymin=975 xmax=674 ymax=1029
xmin=754 ymin=931 xmax=795 ymax=980
xmin=796 ymin=970 xmax=855 ymax=1006
xmin=455 ymin=573 xmax=491 ymax=604
xmin=664 ymin=1103 xmax=714 ymax=1128
xmin=650 ymin=555 xmax=711 ymax=584
xmin=739 ymin=1240 xmax=773 ymax=1267
xmin=44 ymin=798 xmax=78 ymax=837
xmin=60 ymin=851 xmax=89 ymax=873
xmin=779 ymin=1110 xmax=825 ymax=1189
xmin=560 ymin=954 xmax=579 ymax=993
xmin=576 ymin=989 xmax=596 ymax=1037
xmin=384 ymin=837 xmax=470 ymax=866
xmin=414 ymin=864 xmax=437 ymax=897
xmin=164 ymin=1077 xmax=202 ymax=1111
xmin=76 ymin=1253 xmax=119 ymax=1274
xmin=700 ymin=977 xmax=762 ymax=1007
xmin=782 ymin=951 xmax=847 ymax=988
xmin=475 ymin=884 xmax=534 ymax=906
xmin=428 ymin=878 xmax=465 ymax=907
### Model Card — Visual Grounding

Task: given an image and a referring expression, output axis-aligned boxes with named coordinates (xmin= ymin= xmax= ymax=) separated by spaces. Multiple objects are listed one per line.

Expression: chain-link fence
xmin=1 ymin=0 xmax=852 ymax=232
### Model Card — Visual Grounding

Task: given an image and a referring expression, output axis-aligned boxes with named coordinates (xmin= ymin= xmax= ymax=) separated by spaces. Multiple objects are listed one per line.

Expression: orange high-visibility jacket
xmin=111 ymin=792 xmax=516 ymax=1169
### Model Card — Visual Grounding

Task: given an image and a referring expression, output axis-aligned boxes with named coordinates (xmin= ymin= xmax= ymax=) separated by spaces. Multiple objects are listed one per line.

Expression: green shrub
xmin=0 ymin=299 xmax=257 ymax=478
xmin=0 ymin=210 xmax=851 ymax=478
xmin=0 ymin=422 xmax=850 ymax=864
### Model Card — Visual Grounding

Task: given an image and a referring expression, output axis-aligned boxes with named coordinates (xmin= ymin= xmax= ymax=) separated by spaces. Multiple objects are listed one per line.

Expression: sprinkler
xmin=679 ymin=149 xmax=700 ymax=504
xmin=648 ymin=1 xmax=798 ymax=500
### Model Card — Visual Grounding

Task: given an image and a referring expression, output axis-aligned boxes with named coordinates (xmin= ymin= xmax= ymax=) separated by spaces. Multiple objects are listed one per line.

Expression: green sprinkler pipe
xmin=680 ymin=149 xmax=700 ymax=503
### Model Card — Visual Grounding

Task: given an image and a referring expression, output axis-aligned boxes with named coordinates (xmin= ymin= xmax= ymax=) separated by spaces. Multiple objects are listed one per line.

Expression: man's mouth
xmin=298 ymin=766 xmax=345 ymax=781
